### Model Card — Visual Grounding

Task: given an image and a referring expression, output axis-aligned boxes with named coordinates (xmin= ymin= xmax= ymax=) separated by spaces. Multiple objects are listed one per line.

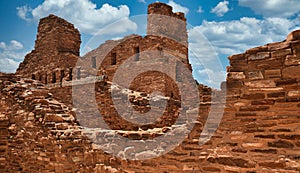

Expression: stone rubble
xmin=0 ymin=2 xmax=300 ymax=173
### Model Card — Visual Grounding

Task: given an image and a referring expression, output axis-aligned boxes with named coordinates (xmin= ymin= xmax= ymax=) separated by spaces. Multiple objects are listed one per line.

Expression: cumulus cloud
xmin=16 ymin=0 xmax=137 ymax=35
xmin=197 ymin=68 xmax=226 ymax=88
xmin=0 ymin=40 xmax=27 ymax=73
xmin=197 ymin=6 xmax=204 ymax=13
xmin=188 ymin=29 xmax=225 ymax=89
xmin=239 ymin=0 xmax=300 ymax=18
xmin=138 ymin=0 xmax=146 ymax=4
xmin=189 ymin=17 xmax=300 ymax=56
xmin=0 ymin=40 xmax=24 ymax=51
xmin=16 ymin=6 xmax=32 ymax=22
xmin=167 ymin=0 xmax=189 ymax=14
xmin=211 ymin=0 xmax=229 ymax=17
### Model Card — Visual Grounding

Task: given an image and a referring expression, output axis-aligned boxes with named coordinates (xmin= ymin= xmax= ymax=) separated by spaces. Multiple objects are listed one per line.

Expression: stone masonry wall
xmin=16 ymin=14 xmax=81 ymax=84
xmin=1 ymin=30 xmax=299 ymax=172
xmin=0 ymin=73 xmax=212 ymax=173
xmin=1 ymin=2 xmax=300 ymax=173
xmin=75 ymin=34 xmax=191 ymax=131
xmin=72 ymin=3 xmax=192 ymax=131
xmin=147 ymin=2 xmax=187 ymax=46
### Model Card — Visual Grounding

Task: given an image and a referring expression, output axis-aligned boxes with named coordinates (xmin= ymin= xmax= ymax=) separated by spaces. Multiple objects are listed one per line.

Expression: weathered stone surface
xmin=44 ymin=113 xmax=64 ymax=123
xmin=227 ymin=72 xmax=246 ymax=80
xmin=291 ymin=41 xmax=300 ymax=57
xmin=287 ymin=30 xmax=300 ymax=41
xmin=268 ymin=140 xmax=294 ymax=148
xmin=285 ymin=55 xmax=300 ymax=66
xmin=267 ymin=41 xmax=290 ymax=51
xmin=202 ymin=166 xmax=221 ymax=172
xmin=248 ymin=52 xmax=270 ymax=61
xmin=239 ymin=105 xmax=270 ymax=111
xmin=276 ymin=78 xmax=298 ymax=86
xmin=267 ymin=92 xmax=286 ymax=98
xmin=242 ymin=143 xmax=264 ymax=148
xmin=244 ymin=80 xmax=276 ymax=88
xmin=271 ymin=48 xmax=292 ymax=58
xmin=207 ymin=157 xmax=255 ymax=168
xmin=283 ymin=66 xmax=300 ymax=78
xmin=251 ymin=99 xmax=275 ymax=105
xmin=242 ymin=93 xmax=265 ymax=100
xmin=288 ymin=91 xmax=300 ymax=97
xmin=264 ymin=69 xmax=281 ymax=78
xmin=245 ymin=45 xmax=268 ymax=54
xmin=259 ymin=161 xmax=286 ymax=169
xmin=16 ymin=14 xmax=80 ymax=84
xmin=248 ymin=71 xmax=264 ymax=80
xmin=228 ymin=53 xmax=245 ymax=60
xmin=226 ymin=81 xmax=244 ymax=89
xmin=0 ymin=3 xmax=300 ymax=173
xmin=147 ymin=4 xmax=187 ymax=46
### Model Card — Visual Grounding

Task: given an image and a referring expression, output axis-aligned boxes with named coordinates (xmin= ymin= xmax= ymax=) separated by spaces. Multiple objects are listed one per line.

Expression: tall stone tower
xmin=147 ymin=2 xmax=188 ymax=46
xmin=16 ymin=14 xmax=81 ymax=84
xmin=34 ymin=14 xmax=81 ymax=55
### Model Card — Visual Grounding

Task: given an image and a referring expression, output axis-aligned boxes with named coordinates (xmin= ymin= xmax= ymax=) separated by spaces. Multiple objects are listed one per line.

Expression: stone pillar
xmin=147 ymin=2 xmax=188 ymax=46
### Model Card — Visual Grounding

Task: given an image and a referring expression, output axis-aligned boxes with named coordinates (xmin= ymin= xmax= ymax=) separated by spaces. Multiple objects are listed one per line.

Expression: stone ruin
xmin=16 ymin=14 xmax=81 ymax=84
xmin=1 ymin=2 xmax=300 ymax=173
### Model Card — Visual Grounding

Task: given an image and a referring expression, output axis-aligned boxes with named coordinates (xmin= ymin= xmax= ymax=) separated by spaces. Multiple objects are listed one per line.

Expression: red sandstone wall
xmin=79 ymin=36 xmax=191 ymax=130
xmin=147 ymin=2 xmax=187 ymax=46
xmin=77 ymin=35 xmax=190 ymax=80
xmin=16 ymin=14 xmax=81 ymax=84
xmin=73 ymin=7 xmax=192 ymax=132
xmin=1 ymin=2 xmax=300 ymax=173
xmin=2 ymin=36 xmax=300 ymax=171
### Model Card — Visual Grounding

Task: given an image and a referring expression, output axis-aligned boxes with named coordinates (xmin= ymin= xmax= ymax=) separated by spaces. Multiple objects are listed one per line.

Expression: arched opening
xmin=52 ymin=72 xmax=56 ymax=83
xmin=134 ymin=47 xmax=140 ymax=61
xmin=111 ymin=53 xmax=117 ymax=65
xmin=31 ymin=74 xmax=36 ymax=80
xmin=45 ymin=74 xmax=48 ymax=84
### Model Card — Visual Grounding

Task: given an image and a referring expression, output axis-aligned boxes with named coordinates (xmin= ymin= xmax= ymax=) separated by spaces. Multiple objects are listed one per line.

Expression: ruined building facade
xmin=0 ymin=2 xmax=300 ymax=173
xmin=16 ymin=14 xmax=81 ymax=84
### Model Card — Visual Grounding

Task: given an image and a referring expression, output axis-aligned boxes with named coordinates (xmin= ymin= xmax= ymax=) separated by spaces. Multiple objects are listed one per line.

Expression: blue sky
xmin=0 ymin=0 xmax=300 ymax=88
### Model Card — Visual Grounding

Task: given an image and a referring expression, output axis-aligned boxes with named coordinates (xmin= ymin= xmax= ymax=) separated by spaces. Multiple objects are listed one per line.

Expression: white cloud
xmin=17 ymin=0 xmax=137 ymax=35
xmin=188 ymin=28 xmax=225 ymax=88
xmin=197 ymin=68 xmax=226 ymax=88
xmin=0 ymin=40 xmax=27 ymax=73
xmin=189 ymin=17 xmax=300 ymax=56
xmin=197 ymin=6 xmax=204 ymax=13
xmin=9 ymin=40 xmax=24 ymax=50
xmin=0 ymin=42 xmax=6 ymax=49
xmin=239 ymin=0 xmax=300 ymax=18
xmin=16 ymin=6 xmax=32 ymax=21
xmin=0 ymin=40 xmax=24 ymax=51
xmin=0 ymin=58 xmax=20 ymax=73
xmin=211 ymin=0 xmax=229 ymax=17
xmin=167 ymin=0 xmax=189 ymax=14
xmin=138 ymin=0 xmax=146 ymax=4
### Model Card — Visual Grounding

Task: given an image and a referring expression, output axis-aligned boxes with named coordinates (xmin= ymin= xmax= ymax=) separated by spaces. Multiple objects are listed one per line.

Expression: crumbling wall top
xmin=148 ymin=2 xmax=186 ymax=21
xmin=35 ymin=14 xmax=81 ymax=55
xmin=16 ymin=14 xmax=81 ymax=82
